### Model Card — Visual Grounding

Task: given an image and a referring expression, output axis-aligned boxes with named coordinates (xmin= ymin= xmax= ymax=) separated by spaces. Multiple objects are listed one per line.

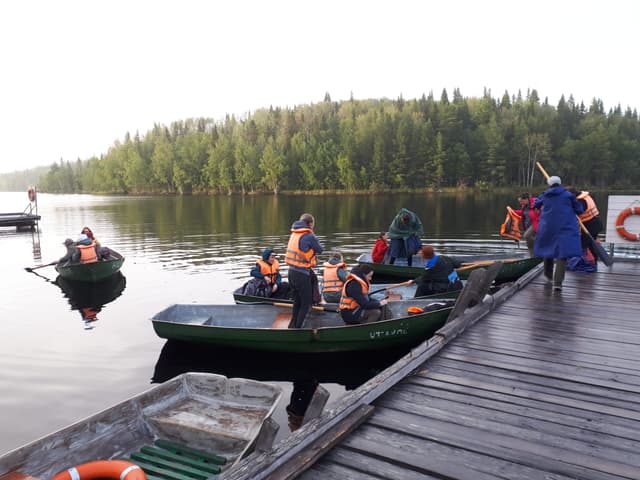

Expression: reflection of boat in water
xmin=56 ymin=272 xmax=126 ymax=323
xmin=152 ymin=340 xmax=408 ymax=391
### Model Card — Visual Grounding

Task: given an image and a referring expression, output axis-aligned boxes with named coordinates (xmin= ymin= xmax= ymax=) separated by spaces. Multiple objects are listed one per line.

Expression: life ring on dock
xmin=27 ymin=187 xmax=36 ymax=202
xmin=615 ymin=207 xmax=640 ymax=242
xmin=51 ymin=460 xmax=146 ymax=480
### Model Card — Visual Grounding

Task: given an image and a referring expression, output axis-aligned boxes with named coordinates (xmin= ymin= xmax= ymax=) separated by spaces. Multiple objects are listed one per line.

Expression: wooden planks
xmin=296 ymin=261 xmax=640 ymax=479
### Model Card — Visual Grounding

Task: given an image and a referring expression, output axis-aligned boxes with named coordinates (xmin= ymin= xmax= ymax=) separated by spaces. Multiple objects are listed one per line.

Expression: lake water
xmin=0 ymin=190 xmax=610 ymax=454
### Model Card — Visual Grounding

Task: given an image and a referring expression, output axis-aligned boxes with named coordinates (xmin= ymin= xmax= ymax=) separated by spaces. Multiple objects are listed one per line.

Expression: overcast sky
xmin=0 ymin=0 xmax=638 ymax=174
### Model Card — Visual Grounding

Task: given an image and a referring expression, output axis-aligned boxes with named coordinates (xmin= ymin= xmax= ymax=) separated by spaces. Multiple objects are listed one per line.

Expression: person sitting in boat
xmin=76 ymin=233 xmax=100 ymax=264
xmin=322 ymin=252 xmax=348 ymax=304
xmin=371 ymin=231 xmax=390 ymax=263
xmin=411 ymin=245 xmax=463 ymax=297
xmin=339 ymin=265 xmax=389 ymax=324
xmin=81 ymin=226 xmax=111 ymax=260
xmin=249 ymin=248 xmax=290 ymax=298
xmin=59 ymin=238 xmax=80 ymax=265
xmin=388 ymin=208 xmax=423 ymax=266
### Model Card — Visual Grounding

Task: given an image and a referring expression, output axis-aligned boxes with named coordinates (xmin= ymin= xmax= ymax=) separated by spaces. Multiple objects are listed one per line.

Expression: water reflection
xmin=55 ymin=273 xmax=127 ymax=328
xmin=152 ymin=340 xmax=407 ymax=390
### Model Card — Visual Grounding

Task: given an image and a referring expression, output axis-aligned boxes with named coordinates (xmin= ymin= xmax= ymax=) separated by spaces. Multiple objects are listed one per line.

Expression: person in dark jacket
xmin=388 ymin=208 xmax=423 ymax=266
xmin=567 ymin=187 xmax=603 ymax=262
xmin=59 ymin=238 xmax=79 ymax=265
xmin=410 ymin=245 xmax=463 ymax=297
xmin=285 ymin=213 xmax=324 ymax=328
xmin=534 ymin=176 xmax=584 ymax=291
xmin=339 ymin=265 xmax=389 ymax=324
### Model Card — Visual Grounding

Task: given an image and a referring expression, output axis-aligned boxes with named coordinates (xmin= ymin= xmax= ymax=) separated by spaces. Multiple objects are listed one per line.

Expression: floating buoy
xmin=615 ymin=207 xmax=640 ymax=242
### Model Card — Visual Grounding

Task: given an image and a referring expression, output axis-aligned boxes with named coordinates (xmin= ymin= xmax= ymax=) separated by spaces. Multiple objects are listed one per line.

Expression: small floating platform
xmin=0 ymin=212 xmax=41 ymax=229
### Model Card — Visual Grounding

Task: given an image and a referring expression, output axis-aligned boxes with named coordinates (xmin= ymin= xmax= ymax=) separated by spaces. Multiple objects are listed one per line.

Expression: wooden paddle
xmin=457 ymin=257 xmax=521 ymax=273
xmin=272 ymin=302 xmax=339 ymax=313
xmin=369 ymin=280 xmax=414 ymax=295
xmin=25 ymin=261 xmax=57 ymax=272
xmin=536 ymin=162 xmax=613 ymax=266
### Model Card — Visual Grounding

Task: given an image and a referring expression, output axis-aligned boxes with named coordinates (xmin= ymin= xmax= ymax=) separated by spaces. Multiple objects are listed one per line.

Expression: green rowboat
xmin=357 ymin=253 xmax=542 ymax=283
xmin=151 ymin=298 xmax=455 ymax=353
xmin=55 ymin=249 xmax=125 ymax=282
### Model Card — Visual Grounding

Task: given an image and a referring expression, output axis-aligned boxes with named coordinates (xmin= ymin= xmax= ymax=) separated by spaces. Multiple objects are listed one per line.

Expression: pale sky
xmin=0 ymin=0 xmax=638 ymax=174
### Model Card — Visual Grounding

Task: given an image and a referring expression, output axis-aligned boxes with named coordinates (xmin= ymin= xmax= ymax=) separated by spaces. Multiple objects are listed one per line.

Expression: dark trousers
xmin=288 ymin=269 xmax=313 ymax=328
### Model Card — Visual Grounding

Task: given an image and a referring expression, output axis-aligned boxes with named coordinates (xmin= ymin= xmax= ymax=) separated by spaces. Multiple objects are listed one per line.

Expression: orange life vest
xmin=322 ymin=261 xmax=346 ymax=293
xmin=500 ymin=206 xmax=522 ymax=241
xmin=577 ymin=192 xmax=599 ymax=222
xmin=285 ymin=228 xmax=317 ymax=269
xmin=339 ymin=274 xmax=369 ymax=311
xmin=78 ymin=242 xmax=98 ymax=264
xmin=256 ymin=258 xmax=280 ymax=283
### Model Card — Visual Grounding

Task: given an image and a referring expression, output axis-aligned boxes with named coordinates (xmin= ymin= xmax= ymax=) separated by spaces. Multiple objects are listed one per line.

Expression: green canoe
xmin=357 ymin=253 xmax=542 ymax=283
xmin=55 ymin=249 xmax=125 ymax=282
xmin=232 ymin=282 xmax=458 ymax=306
xmin=151 ymin=298 xmax=455 ymax=353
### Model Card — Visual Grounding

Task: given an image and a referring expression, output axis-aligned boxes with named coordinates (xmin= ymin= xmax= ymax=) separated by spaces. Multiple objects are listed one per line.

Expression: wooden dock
xmin=0 ymin=212 xmax=40 ymax=229
xmin=225 ymin=260 xmax=640 ymax=480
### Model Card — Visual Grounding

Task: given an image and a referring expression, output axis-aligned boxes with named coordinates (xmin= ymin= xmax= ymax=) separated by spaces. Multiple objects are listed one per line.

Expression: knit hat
xmin=262 ymin=248 xmax=276 ymax=261
xmin=547 ymin=175 xmax=561 ymax=186
xmin=63 ymin=238 xmax=74 ymax=246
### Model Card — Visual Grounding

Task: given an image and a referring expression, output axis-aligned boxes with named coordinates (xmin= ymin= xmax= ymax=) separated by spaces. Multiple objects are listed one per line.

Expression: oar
xmin=536 ymin=162 xmax=613 ymax=266
xmin=457 ymin=257 xmax=521 ymax=272
xmin=370 ymin=280 xmax=414 ymax=295
xmin=25 ymin=261 xmax=57 ymax=272
xmin=272 ymin=302 xmax=339 ymax=313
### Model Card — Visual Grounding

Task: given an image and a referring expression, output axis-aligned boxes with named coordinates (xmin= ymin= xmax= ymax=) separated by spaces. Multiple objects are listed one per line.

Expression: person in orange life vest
xmin=322 ymin=252 xmax=348 ymax=304
xmin=410 ymin=245 xmax=463 ymax=297
xmin=567 ymin=187 xmax=603 ymax=260
xmin=76 ymin=233 xmax=100 ymax=264
xmin=514 ymin=193 xmax=540 ymax=258
xmin=371 ymin=232 xmax=390 ymax=263
xmin=249 ymin=248 xmax=290 ymax=298
xmin=339 ymin=265 xmax=389 ymax=325
xmin=285 ymin=213 xmax=324 ymax=328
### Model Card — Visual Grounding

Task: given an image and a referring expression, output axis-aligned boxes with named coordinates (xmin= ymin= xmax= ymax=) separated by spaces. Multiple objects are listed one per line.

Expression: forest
xmin=11 ymin=88 xmax=640 ymax=194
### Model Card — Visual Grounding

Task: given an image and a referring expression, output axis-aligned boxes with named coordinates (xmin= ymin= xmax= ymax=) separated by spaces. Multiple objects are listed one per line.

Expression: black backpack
xmin=242 ymin=278 xmax=270 ymax=297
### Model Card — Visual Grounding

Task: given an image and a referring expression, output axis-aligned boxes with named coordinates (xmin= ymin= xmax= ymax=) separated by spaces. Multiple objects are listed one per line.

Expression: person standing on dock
xmin=388 ymin=208 xmax=424 ymax=266
xmin=567 ymin=187 xmax=604 ymax=262
xmin=533 ymin=176 xmax=584 ymax=291
xmin=514 ymin=193 xmax=540 ymax=257
xmin=285 ymin=213 xmax=323 ymax=328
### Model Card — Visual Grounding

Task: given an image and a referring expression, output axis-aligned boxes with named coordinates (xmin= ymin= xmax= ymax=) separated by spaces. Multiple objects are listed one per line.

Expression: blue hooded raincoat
xmin=533 ymin=186 xmax=584 ymax=259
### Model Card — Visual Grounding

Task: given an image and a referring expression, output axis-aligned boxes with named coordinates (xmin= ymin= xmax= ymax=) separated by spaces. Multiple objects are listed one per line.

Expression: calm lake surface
xmin=0 ymin=190 xmax=611 ymax=454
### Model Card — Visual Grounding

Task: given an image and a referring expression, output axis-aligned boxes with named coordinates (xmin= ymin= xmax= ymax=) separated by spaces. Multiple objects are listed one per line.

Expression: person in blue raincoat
xmin=533 ymin=176 xmax=584 ymax=291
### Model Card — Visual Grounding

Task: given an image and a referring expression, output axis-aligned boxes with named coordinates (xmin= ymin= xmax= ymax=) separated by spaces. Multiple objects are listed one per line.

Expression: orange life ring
xmin=615 ymin=207 xmax=640 ymax=242
xmin=51 ymin=460 xmax=146 ymax=480
xmin=27 ymin=187 xmax=36 ymax=202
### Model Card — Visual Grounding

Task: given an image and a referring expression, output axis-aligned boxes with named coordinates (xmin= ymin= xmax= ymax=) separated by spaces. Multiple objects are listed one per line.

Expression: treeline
xmin=0 ymin=166 xmax=49 ymax=192
xmin=37 ymin=88 xmax=640 ymax=194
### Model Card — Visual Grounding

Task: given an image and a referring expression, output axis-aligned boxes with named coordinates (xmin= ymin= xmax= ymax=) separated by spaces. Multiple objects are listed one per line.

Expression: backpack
xmin=242 ymin=278 xmax=271 ymax=297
